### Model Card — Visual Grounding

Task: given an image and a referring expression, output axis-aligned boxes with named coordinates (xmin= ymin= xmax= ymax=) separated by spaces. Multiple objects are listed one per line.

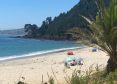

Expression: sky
xmin=0 ymin=0 xmax=79 ymax=30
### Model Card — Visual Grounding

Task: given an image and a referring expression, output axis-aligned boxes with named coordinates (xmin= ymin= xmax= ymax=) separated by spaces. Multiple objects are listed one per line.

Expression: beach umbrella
xmin=67 ymin=51 xmax=74 ymax=55
xmin=64 ymin=57 xmax=74 ymax=62
xmin=64 ymin=57 xmax=75 ymax=67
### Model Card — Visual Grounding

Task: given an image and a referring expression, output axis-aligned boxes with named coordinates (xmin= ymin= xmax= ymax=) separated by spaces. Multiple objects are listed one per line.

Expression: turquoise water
xmin=0 ymin=35 xmax=82 ymax=60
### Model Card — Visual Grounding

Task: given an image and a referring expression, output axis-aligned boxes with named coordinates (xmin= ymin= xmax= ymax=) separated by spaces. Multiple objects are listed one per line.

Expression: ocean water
xmin=0 ymin=35 xmax=82 ymax=60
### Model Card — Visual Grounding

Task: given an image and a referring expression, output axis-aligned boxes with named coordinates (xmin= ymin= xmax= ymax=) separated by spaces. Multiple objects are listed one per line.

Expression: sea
xmin=0 ymin=34 xmax=83 ymax=61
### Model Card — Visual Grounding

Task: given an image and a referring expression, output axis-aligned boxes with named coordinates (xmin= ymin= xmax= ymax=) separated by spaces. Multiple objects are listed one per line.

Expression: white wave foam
xmin=0 ymin=46 xmax=84 ymax=61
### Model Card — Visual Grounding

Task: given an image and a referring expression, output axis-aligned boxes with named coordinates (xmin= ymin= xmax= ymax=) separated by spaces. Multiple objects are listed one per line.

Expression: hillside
xmin=37 ymin=0 xmax=97 ymax=40
xmin=24 ymin=0 xmax=109 ymax=40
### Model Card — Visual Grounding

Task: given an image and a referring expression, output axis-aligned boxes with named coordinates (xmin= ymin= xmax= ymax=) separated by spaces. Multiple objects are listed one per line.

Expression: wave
xmin=0 ymin=46 xmax=85 ymax=61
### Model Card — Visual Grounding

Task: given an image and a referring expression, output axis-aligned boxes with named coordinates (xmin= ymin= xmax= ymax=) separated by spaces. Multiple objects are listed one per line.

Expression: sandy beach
xmin=0 ymin=47 xmax=109 ymax=84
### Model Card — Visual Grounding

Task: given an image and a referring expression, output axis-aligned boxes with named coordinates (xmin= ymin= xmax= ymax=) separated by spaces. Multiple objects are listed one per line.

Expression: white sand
xmin=0 ymin=47 xmax=109 ymax=84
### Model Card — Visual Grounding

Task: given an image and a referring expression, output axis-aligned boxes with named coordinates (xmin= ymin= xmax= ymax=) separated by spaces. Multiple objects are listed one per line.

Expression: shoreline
xmin=0 ymin=47 xmax=109 ymax=84
xmin=0 ymin=46 xmax=85 ymax=63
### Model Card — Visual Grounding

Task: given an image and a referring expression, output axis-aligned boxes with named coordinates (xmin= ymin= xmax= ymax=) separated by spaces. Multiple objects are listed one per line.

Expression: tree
xmin=46 ymin=17 xmax=52 ymax=24
xmin=24 ymin=24 xmax=39 ymax=38
xmin=24 ymin=24 xmax=32 ymax=36
xmin=38 ymin=0 xmax=98 ymax=38
xmin=78 ymin=0 xmax=117 ymax=73
xmin=31 ymin=24 xmax=39 ymax=37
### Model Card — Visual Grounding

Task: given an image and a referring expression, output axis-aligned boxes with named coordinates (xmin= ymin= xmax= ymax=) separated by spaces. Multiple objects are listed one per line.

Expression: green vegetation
xmin=24 ymin=0 xmax=99 ymax=40
xmin=43 ymin=65 xmax=117 ymax=84
xmin=17 ymin=69 xmax=117 ymax=84
xmin=76 ymin=0 xmax=117 ymax=73
xmin=48 ymin=76 xmax=54 ymax=84
xmin=24 ymin=24 xmax=39 ymax=38
xmin=64 ymin=70 xmax=117 ymax=84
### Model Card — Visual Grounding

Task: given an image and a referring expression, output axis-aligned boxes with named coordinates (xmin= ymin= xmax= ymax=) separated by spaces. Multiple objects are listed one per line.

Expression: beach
xmin=0 ymin=47 xmax=109 ymax=84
